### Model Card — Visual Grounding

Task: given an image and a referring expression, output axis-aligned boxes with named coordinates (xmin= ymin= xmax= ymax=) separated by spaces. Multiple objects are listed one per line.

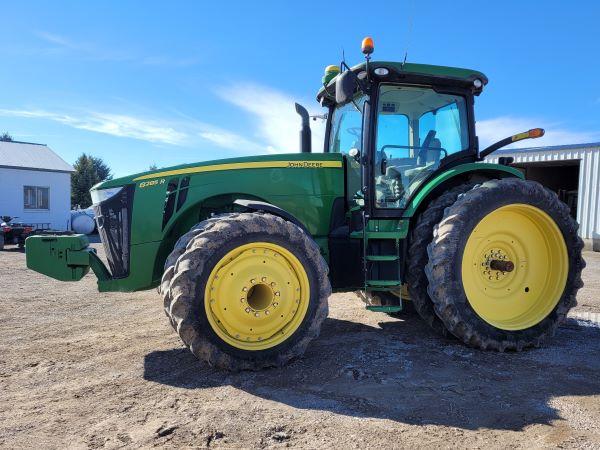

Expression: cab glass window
xmin=328 ymin=95 xmax=367 ymax=154
xmin=374 ymin=85 xmax=469 ymax=209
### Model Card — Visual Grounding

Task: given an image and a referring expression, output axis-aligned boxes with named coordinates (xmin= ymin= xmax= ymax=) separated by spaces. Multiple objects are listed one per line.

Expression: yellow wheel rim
xmin=461 ymin=204 xmax=568 ymax=331
xmin=204 ymin=242 xmax=310 ymax=351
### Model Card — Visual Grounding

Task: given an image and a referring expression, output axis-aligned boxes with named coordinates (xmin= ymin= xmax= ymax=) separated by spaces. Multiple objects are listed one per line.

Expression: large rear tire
xmin=426 ymin=178 xmax=585 ymax=351
xmin=406 ymin=183 xmax=474 ymax=336
xmin=160 ymin=212 xmax=330 ymax=370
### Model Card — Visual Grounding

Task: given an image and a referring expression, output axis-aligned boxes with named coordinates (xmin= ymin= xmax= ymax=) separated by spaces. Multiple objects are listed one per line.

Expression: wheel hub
xmin=479 ymin=248 xmax=514 ymax=282
xmin=204 ymin=243 xmax=309 ymax=350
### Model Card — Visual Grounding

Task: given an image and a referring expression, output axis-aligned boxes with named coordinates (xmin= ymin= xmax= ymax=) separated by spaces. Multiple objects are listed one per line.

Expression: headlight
xmin=90 ymin=187 xmax=124 ymax=205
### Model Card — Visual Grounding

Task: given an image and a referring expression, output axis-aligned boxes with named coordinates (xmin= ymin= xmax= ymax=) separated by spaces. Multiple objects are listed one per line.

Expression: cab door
xmin=327 ymin=97 xmax=366 ymax=211
xmin=368 ymin=84 xmax=472 ymax=217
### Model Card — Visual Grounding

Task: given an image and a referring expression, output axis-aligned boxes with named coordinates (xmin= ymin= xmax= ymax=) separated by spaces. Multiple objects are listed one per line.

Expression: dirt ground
xmin=1 ymin=245 xmax=599 ymax=449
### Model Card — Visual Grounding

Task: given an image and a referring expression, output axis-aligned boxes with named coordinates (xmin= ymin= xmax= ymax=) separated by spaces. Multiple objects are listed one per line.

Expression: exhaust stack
xmin=294 ymin=103 xmax=311 ymax=153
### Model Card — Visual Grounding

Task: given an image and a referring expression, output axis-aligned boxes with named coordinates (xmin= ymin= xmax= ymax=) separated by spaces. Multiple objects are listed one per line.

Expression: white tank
xmin=71 ymin=209 xmax=96 ymax=235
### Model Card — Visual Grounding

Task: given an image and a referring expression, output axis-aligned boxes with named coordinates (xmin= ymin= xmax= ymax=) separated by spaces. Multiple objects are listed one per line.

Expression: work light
xmin=90 ymin=186 xmax=124 ymax=205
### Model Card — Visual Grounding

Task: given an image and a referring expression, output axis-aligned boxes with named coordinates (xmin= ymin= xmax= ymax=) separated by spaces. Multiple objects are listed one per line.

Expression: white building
xmin=486 ymin=142 xmax=600 ymax=241
xmin=0 ymin=141 xmax=74 ymax=230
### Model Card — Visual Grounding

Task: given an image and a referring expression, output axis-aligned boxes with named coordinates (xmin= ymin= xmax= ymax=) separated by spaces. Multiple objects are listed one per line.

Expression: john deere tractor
xmin=26 ymin=38 xmax=584 ymax=370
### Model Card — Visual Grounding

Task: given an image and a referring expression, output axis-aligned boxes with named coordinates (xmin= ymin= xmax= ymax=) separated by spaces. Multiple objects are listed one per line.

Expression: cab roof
xmin=317 ymin=61 xmax=488 ymax=104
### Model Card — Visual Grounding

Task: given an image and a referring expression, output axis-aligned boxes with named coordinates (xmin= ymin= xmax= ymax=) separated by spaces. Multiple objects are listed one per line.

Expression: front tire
xmin=160 ymin=212 xmax=330 ymax=370
xmin=426 ymin=178 xmax=584 ymax=351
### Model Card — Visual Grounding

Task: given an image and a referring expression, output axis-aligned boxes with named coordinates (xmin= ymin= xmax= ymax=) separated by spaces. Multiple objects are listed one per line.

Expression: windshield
xmin=374 ymin=85 xmax=470 ymax=208
xmin=328 ymin=95 xmax=367 ymax=155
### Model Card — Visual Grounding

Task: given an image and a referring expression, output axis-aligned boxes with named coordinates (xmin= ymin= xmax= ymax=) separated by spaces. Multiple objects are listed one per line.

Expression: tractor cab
xmin=317 ymin=51 xmax=486 ymax=219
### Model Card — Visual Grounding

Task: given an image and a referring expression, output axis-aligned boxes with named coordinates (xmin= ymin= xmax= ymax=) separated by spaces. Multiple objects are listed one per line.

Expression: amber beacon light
xmin=361 ymin=36 xmax=374 ymax=55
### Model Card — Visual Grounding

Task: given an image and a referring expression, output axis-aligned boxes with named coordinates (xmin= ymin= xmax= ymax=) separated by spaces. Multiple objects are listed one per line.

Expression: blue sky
xmin=1 ymin=0 xmax=599 ymax=176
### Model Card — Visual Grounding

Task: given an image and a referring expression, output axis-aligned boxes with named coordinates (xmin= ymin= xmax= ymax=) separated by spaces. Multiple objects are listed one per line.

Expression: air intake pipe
xmin=294 ymin=103 xmax=311 ymax=153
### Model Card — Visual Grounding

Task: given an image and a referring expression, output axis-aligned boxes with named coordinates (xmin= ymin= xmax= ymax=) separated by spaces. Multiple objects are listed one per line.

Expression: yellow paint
xmin=461 ymin=204 xmax=568 ymax=331
xmin=204 ymin=242 xmax=310 ymax=350
xmin=133 ymin=160 xmax=343 ymax=181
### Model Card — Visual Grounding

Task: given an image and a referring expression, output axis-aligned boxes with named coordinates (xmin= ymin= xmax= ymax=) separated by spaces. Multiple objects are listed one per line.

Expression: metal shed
xmin=485 ymin=142 xmax=600 ymax=240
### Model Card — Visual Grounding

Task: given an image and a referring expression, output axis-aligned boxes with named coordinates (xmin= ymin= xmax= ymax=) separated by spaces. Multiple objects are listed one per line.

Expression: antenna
xmin=402 ymin=0 xmax=414 ymax=68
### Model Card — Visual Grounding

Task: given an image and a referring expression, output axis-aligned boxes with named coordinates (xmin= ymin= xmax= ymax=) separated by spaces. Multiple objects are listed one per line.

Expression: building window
xmin=24 ymin=186 xmax=50 ymax=210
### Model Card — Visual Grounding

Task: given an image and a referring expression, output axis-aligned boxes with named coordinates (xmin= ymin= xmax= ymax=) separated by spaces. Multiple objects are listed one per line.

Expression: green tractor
xmin=26 ymin=38 xmax=584 ymax=370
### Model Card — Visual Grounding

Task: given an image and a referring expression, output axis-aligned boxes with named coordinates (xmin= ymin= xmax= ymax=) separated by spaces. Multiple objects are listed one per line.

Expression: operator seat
xmin=405 ymin=138 xmax=442 ymax=180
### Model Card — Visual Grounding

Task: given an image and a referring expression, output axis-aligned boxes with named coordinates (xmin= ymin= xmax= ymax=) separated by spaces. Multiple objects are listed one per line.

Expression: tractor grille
xmin=93 ymin=185 xmax=134 ymax=278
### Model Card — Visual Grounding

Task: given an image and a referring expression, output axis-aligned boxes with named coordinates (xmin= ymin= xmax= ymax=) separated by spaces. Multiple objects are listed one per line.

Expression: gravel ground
xmin=0 ymin=245 xmax=599 ymax=449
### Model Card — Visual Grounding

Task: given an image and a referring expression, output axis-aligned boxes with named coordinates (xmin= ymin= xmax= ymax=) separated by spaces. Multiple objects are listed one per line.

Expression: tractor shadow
xmin=144 ymin=314 xmax=600 ymax=431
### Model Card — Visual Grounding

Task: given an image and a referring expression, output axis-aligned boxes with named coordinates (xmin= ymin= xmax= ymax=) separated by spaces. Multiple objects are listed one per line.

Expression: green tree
xmin=149 ymin=163 xmax=158 ymax=171
xmin=0 ymin=132 xmax=13 ymax=142
xmin=71 ymin=154 xmax=113 ymax=208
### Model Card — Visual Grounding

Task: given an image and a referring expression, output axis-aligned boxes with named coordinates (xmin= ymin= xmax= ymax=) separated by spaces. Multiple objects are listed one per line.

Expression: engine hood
xmin=91 ymin=153 xmax=343 ymax=191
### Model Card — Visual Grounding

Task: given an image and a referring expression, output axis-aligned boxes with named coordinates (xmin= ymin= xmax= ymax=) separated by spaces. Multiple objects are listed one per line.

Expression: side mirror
xmin=336 ymin=70 xmax=359 ymax=104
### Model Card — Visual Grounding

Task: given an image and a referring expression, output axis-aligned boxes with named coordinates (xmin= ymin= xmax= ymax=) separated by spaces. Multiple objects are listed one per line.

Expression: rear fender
xmin=403 ymin=163 xmax=523 ymax=219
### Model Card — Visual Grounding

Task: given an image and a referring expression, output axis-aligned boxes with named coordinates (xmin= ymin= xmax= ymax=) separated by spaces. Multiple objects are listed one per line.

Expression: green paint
xmin=366 ymin=280 xmax=402 ymax=287
xmin=318 ymin=60 xmax=487 ymax=100
xmin=30 ymin=153 xmax=344 ymax=292
xmin=366 ymin=305 xmax=403 ymax=313
xmin=24 ymin=56 xmax=526 ymax=301
xmin=26 ymin=234 xmax=92 ymax=281
xmin=365 ymin=255 xmax=399 ymax=261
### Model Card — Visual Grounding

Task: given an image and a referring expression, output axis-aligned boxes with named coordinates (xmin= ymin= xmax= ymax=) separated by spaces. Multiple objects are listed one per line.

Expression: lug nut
xmin=251 ymin=279 xmax=256 ymax=284
xmin=254 ymin=312 xmax=260 ymax=317
xmin=262 ymin=277 xmax=267 ymax=282
xmin=245 ymin=307 xmax=251 ymax=313
xmin=265 ymin=310 xmax=270 ymax=315
xmin=242 ymin=287 xmax=248 ymax=292
xmin=275 ymin=291 xmax=281 ymax=296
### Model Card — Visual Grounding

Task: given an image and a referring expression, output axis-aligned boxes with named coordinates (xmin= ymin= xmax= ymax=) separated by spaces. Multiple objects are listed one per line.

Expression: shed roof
xmin=0 ymin=140 xmax=74 ymax=173
xmin=493 ymin=142 xmax=600 ymax=155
